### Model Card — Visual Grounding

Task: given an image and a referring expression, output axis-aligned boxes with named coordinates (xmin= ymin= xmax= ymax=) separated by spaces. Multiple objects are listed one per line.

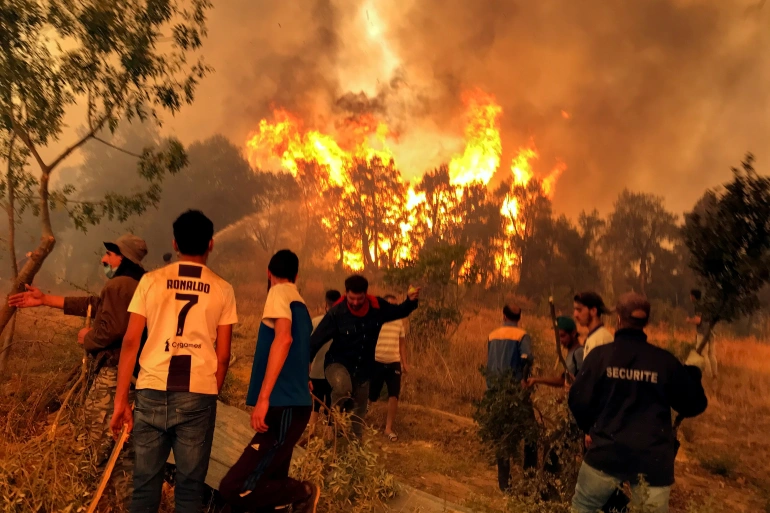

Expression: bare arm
xmin=8 ymin=284 xmax=65 ymax=309
xmin=42 ymin=295 xmax=65 ymax=309
xmin=252 ymin=317 xmax=293 ymax=431
xmin=528 ymin=375 xmax=566 ymax=388
xmin=109 ymin=313 xmax=146 ymax=438
xmin=215 ymin=324 xmax=233 ymax=393
xmin=399 ymin=335 xmax=408 ymax=369
xmin=685 ymin=316 xmax=702 ymax=325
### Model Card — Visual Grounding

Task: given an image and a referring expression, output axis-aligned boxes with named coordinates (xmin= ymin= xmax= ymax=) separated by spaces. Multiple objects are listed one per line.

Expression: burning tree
xmin=0 ymin=0 xmax=211 ymax=364
xmin=244 ymin=89 xmax=573 ymax=285
xmin=347 ymin=157 xmax=406 ymax=270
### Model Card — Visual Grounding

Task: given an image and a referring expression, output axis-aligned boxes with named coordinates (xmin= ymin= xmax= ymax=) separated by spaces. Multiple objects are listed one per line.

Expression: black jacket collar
xmin=614 ymin=328 xmax=647 ymax=344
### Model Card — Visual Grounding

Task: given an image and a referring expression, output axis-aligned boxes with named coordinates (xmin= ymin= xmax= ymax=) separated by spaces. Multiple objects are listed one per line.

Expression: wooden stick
xmin=86 ymin=422 xmax=130 ymax=513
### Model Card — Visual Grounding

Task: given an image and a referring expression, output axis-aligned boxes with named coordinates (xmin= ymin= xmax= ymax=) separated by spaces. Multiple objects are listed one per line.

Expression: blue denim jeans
xmin=130 ymin=389 xmax=217 ymax=513
xmin=572 ymin=462 xmax=671 ymax=513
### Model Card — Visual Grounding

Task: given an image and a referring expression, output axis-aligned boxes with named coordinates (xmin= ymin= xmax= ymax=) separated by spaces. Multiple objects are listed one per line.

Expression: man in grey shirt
xmin=308 ymin=289 xmax=341 ymax=432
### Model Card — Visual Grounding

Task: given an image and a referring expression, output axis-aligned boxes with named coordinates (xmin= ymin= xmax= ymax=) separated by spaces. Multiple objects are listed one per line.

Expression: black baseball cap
xmin=574 ymin=291 xmax=610 ymax=315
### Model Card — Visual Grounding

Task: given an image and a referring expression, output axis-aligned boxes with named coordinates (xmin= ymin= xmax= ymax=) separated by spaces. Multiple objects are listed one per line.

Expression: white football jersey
xmin=129 ymin=262 xmax=238 ymax=394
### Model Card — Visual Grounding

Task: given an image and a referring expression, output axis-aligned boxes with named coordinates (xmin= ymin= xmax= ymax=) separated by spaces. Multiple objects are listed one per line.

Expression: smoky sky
xmin=165 ymin=0 xmax=770 ymax=219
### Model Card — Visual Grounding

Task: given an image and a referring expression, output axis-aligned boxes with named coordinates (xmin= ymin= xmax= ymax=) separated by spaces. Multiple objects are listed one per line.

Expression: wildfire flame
xmin=245 ymin=109 xmax=394 ymax=188
xmin=448 ymin=90 xmax=503 ymax=186
xmin=245 ymin=89 xmax=566 ymax=276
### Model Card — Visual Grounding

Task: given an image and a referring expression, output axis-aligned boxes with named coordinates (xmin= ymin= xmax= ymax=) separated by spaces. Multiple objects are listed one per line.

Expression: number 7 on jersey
xmin=175 ymin=293 xmax=199 ymax=336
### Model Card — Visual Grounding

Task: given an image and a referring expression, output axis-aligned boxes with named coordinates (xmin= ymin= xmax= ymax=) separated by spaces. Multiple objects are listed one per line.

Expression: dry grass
xmin=2 ymin=275 xmax=769 ymax=512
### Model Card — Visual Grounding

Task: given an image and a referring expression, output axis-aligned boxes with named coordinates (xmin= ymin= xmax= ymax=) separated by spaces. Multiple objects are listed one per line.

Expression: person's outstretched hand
xmin=407 ymin=286 xmax=421 ymax=301
xmin=8 ymin=284 xmax=44 ymax=308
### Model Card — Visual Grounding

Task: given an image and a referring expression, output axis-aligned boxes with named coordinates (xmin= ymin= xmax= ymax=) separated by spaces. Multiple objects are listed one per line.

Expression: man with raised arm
xmin=110 ymin=210 xmax=237 ymax=513
xmin=310 ymin=275 xmax=420 ymax=440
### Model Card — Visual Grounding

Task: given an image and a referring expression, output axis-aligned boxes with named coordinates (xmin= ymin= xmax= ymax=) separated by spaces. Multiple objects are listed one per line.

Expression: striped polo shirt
xmin=374 ymin=319 xmax=405 ymax=364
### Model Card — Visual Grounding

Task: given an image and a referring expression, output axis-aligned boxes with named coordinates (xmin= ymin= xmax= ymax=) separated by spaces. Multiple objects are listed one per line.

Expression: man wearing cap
xmin=568 ymin=293 xmax=708 ymax=513
xmin=9 ymin=233 xmax=148 ymax=506
xmin=573 ymin=292 xmax=614 ymax=357
xmin=527 ymin=316 xmax=583 ymax=388
xmin=486 ymin=304 xmax=536 ymax=492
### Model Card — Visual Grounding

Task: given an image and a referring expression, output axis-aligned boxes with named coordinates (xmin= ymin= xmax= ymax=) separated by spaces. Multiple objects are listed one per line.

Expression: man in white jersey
xmin=574 ymin=291 xmax=614 ymax=358
xmin=368 ymin=294 xmax=408 ymax=442
xmin=110 ymin=210 xmax=238 ymax=513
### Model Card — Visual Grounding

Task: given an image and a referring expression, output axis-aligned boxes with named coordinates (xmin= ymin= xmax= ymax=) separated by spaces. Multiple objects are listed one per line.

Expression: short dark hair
xmin=690 ymin=289 xmax=702 ymax=300
xmin=173 ymin=210 xmax=214 ymax=256
xmin=503 ymin=304 xmax=521 ymax=322
xmin=345 ymin=274 xmax=369 ymax=293
xmin=325 ymin=289 xmax=341 ymax=305
xmin=617 ymin=292 xmax=651 ymax=330
xmin=574 ymin=291 xmax=610 ymax=315
xmin=268 ymin=249 xmax=299 ymax=282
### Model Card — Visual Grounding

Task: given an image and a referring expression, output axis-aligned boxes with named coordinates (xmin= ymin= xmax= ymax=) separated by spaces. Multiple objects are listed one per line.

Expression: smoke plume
xmin=167 ymin=0 xmax=770 ymax=217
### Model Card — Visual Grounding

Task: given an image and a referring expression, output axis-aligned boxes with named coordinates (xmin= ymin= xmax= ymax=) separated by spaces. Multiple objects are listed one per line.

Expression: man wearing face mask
xmin=9 ymin=233 xmax=148 ymax=507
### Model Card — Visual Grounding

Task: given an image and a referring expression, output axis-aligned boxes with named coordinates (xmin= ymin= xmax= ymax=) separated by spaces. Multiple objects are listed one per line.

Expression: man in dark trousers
xmin=309 ymin=275 xmax=420 ymax=439
xmin=568 ymin=293 xmax=707 ymax=513
xmin=485 ymin=303 xmax=536 ymax=492
xmin=220 ymin=249 xmax=318 ymax=513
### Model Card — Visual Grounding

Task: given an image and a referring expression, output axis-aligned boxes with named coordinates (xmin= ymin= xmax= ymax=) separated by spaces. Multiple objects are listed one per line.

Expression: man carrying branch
xmin=9 ymin=233 xmax=148 ymax=507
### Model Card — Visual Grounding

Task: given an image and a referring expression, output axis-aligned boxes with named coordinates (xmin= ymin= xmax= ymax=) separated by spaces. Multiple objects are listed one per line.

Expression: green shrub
xmin=292 ymin=412 xmax=397 ymax=512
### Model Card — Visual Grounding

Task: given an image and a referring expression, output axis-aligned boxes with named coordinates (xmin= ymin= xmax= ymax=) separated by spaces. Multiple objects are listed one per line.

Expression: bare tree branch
xmin=93 ymin=136 xmax=143 ymax=158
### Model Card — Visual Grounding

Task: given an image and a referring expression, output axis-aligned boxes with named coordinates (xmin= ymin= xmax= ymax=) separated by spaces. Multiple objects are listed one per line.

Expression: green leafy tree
xmin=384 ymin=242 xmax=465 ymax=349
xmin=58 ymin=132 xmax=270 ymax=285
xmin=683 ymin=154 xmax=770 ymax=351
xmin=603 ymin=189 xmax=679 ymax=296
xmin=0 ymin=0 xmax=212 ymax=344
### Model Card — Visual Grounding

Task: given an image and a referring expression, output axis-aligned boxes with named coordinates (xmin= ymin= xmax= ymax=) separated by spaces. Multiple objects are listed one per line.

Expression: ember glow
xmin=245 ymin=90 xmax=566 ymax=278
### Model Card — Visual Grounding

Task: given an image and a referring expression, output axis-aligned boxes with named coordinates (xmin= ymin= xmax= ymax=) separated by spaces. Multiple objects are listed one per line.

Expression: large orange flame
xmin=244 ymin=90 xmax=566 ymax=276
xmin=448 ymin=90 xmax=503 ymax=186
xmin=245 ymin=109 xmax=394 ymax=188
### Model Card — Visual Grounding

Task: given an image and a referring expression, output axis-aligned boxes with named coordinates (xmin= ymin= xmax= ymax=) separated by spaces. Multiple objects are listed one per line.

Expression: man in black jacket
xmin=568 ymin=292 xmax=707 ymax=513
xmin=310 ymin=275 xmax=419 ymax=439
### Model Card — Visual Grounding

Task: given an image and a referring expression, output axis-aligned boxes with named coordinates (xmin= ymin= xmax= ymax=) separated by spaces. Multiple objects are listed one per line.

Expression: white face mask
xmin=102 ymin=264 xmax=118 ymax=279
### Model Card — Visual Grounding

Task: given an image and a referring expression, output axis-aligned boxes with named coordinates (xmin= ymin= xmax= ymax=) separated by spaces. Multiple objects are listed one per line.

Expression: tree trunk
xmin=0 ymin=169 xmax=56 ymax=349
xmin=639 ymin=257 xmax=648 ymax=296
xmin=0 ymin=136 xmax=20 ymax=373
